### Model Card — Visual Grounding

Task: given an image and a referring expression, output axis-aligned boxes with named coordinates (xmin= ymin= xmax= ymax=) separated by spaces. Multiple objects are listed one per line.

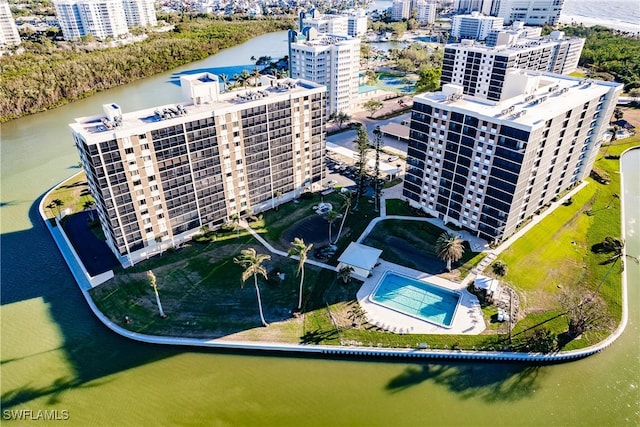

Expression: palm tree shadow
xmin=386 ymin=362 xmax=544 ymax=402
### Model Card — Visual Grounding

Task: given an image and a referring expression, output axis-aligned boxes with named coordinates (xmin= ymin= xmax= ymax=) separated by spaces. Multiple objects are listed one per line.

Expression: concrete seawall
xmin=40 ymin=164 xmax=632 ymax=363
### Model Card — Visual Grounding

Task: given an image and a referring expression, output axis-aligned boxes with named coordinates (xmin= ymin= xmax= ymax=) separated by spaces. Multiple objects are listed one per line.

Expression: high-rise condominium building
xmin=391 ymin=0 xmax=411 ymax=21
xmin=403 ymin=72 xmax=621 ymax=242
xmin=54 ymin=0 xmax=156 ymax=41
xmin=441 ymin=31 xmax=584 ymax=101
xmin=485 ymin=21 xmax=542 ymax=46
xmin=0 ymin=1 xmax=21 ymax=46
xmin=451 ymin=12 xmax=504 ymax=41
xmin=299 ymin=8 xmax=368 ymax=38
xmin=70 ymin=74 xmax=326 ymax=266
xmin=121 ymin=0 xmax=156 ymax=28
xmin=300 ymin=9 xmax=348 ymax=36
xmin=453 ymin=0 xmax=487 ymax=14
xmin=497 ymin=0 xmax=565 ymax=26
xmin=347 ymin=10 xmax=368 ymax=37
xmin=288 ymin=28 xmax=360 ymax=115
xmin=416 ymin=0 xmax=437 ymax=25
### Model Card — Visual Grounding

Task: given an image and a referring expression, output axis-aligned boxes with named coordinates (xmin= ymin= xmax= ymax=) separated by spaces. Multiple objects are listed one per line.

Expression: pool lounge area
xmin=356 ymin=260 xmax=486 ymax=335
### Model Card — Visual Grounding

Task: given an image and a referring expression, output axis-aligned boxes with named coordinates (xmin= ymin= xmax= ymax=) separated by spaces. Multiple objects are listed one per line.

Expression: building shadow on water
xmin=1 ymin=196 xmax=182 ymax=409
xmin=385 ymin=361 xmax=544 ymax=402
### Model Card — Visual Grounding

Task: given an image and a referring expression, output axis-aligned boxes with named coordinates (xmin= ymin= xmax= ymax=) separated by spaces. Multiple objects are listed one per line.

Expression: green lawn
xmin=88 ymin=137 xmax=638 ymax=351
xmin=362 ymin=219 xmax=484 ymax=278
xmin=43 ymin=171 xmax=93 ymax=222
xmin=493 ymin=138 xmax=638 ymax=347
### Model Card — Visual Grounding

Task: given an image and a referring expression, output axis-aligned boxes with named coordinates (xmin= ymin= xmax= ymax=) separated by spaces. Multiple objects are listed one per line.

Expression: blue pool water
xmin=370 ymin=272 xmax=461 ymax=328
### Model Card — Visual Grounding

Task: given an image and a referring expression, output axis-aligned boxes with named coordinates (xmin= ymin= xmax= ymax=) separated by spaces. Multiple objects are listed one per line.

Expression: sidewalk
xmin=239 ymin=220 xmax=337 ymax=272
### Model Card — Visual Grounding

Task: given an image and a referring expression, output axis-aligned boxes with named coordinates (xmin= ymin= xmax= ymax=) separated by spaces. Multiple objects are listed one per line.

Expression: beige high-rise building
xmin=70 ymin=74 xmax=326 ymax=266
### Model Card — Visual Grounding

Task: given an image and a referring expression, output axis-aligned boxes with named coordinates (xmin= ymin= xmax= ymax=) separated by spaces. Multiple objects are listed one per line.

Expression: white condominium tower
xmin=288 ymin=28 xmax=360 ymax=116
xmin=403 ymin=72 xmax=621 ymax=242
xmin=441 ymin=31 xmax=584 ymax=101
xmin=451 ymin=12 xmax=504 ymax=41
xmin=391 ymin=0 xmax=411 ymax=21
xmin=497 ymin=0 xmax=565 ymax=26
xmin=299 ymin=8 xmax=368 ymax=38
xmin=70 ymin=74 xmax=326 ymax=266
xmin=416 ymin=0 xmax=437 ymax=25
xmin=0 ymin=1 xmax=21 ymax=46
xmin=54 ymin=0 xmax=156 ymax=41
xmin=122 ymin=0 xmax=156 ymax=28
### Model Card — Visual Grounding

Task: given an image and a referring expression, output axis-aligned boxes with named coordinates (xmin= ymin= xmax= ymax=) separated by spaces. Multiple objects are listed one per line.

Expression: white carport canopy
xmin=337 ymin=242 xmax=383 ymax=280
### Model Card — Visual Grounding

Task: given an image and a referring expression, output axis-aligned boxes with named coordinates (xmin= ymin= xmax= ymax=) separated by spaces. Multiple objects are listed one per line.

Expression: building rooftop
xmin=414 ymin=72 xmax=621 ymax=128
xmin=70 ymin=75 xmax=325 ymax=143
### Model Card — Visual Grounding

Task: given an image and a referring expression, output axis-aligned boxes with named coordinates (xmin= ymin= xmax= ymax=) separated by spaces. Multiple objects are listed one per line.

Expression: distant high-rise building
xmin=288 ymin=28 xmax=360 ymax=115
xmin=497 ymin=0 xmax=565 ymax=26
xmin=451 ymin=12 xmax=504 ymax=41
xmin=54 ymin=0 xmax=156 ymax=41
xmin=299 ymin=8 xmax=368 ymax=38
xmin=441 ymin=31 xmax=585 ymax=101
xmin=122 ymin=0 xmax=156 ymax=28
xmin=70 ymin=74 xmax=326 ymax=266
xmin=453 ymin=0 xmax=486 ymax=13
xmin=347 ymin=9 xmax=368 ymax=37
xmin=416 ymin=0 xmax=437 ymax=25
xmin=391 ymin=0 xmax=411 ymax=21
xmin=485 ymin=21 xmax=542 ymax=46
xmin=0 ymin=1 xmax=21 ymax=46
xmin=403 ymin=73 xmax=621 ymax=242
xmin=301 ymin=9 xmax=349 ymax=36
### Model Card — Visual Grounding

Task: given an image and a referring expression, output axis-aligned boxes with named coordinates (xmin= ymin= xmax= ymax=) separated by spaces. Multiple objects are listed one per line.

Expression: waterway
xmin=1 ymin=31 xmax=639 ymax=426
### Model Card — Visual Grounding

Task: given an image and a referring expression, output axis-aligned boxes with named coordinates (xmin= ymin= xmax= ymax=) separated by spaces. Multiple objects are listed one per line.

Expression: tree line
xmin=0 ymin=16 xmax=294 ymax=122
xmin=553 ymin=25 xmax=640 ymax=91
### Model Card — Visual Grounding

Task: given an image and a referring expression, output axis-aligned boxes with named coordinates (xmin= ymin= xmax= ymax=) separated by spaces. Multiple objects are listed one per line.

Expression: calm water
xmin=1 ymin=31 xmax=639 ymax=426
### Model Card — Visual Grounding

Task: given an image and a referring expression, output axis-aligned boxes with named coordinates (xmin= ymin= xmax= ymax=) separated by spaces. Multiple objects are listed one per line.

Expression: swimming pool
xmin=369 ymin=271 xmax=461 ymax=328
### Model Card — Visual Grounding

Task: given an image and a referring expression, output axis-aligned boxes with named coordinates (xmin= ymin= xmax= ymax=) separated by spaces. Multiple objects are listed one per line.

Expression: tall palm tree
xmin=435 ymin=232 xmax=465 ymax=271
xmin=240 ymin=69 xmax=251 ymax=88
xmin=326 ymin=209 xmax=339 ymax=243
xmin=251 ymin=67 xmax=261 ymax=86
xmin=147 ymin=270 xmax=166 ymax=318
xmin=219 ymin=73 xmax=229 ymax=92
xmin=234 ymin=248 xmax=271 ymax=327
xmin=333 ymin=190 xmax=352 ymax=244
xmin=51 ymin=198 xmax=64 ymax=219
xmin=287 ymin=237 xmax=313 ymax=311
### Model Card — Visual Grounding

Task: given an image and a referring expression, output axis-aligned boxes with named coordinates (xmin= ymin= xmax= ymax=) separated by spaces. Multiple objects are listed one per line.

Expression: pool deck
xmin=356 ymin=260 xmax=486 ymax=335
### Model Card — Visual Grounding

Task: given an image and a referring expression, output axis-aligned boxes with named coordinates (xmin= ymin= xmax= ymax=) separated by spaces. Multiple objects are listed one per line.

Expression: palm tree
xmin=83 ymin=200 xmax=95 ymax=221
xmin=147 ymin=270 xmax=166 ymax=318
xmin=219 ymin=73 xmax=229 ymax=92
xmin=234 ymin=248 xmax=271 ymax=327
xmin=338 ymin=265 xmax=354 ymax=284
xmin=240 ymin=69 xmax=251 ymax=88
xmin=251 ymin=67 xmax=261 ymax=86
xmin=435 ymin=232 xmax=465 ymax=271
xmin=287 ymin=238 xmax=313 ymax=311
xmin=325 ymin=209 xmax=339 ymax=243
xmin=49 ymin=199 xmax=64 ymax=220
xmin=333 ymin=190 xmax=352 ymax=244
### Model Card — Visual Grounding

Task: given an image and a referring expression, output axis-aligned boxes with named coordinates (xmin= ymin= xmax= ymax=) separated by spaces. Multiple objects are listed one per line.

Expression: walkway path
xmin=39 ymin=159 xmax=630 ymax=363
xmin=239 ymin=220 xmax=337 ymax=272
